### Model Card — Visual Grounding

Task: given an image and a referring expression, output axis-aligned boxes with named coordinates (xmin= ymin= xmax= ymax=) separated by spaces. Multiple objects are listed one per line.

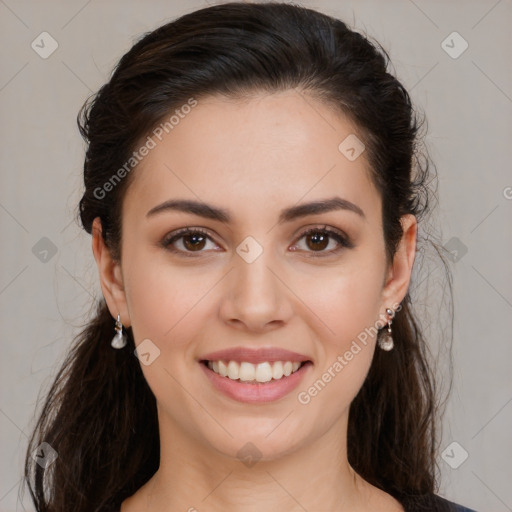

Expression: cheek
xmin=122 ymin=252 xmax=217 ymax=412
xmin=123 ymin=249 xmax=216 ymax=344
xmin=302 ymin=263 xmax=384 ymax=347
xmin=296 ymin=275 xmax=380 ymax=419
xmin=294 ymin=260 xmax=383 ymax=402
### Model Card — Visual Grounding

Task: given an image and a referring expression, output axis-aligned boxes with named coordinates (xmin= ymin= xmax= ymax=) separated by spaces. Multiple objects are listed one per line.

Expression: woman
xmin=24 ymin=2 xmax=477 ymax=511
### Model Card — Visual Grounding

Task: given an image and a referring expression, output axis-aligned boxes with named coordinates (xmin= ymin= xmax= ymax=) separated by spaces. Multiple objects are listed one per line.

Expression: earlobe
xmin=381 ymin=214 xmax=417 ymax=308
xmin=91 ymin=217 xmax=130 ymax=327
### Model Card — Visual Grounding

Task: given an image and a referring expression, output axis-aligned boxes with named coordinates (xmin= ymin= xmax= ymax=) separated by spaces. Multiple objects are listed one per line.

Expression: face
xmin=93 ymin=90 xmax=416 ymax=464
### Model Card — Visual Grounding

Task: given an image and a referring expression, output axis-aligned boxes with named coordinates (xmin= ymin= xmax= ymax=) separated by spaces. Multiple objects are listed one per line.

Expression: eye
xmin=161 ymin=227 xmax=220 ymax=257
xmin=290 ymin=225 xmax=354 ymax=256
xmin=160 ymin=225 xmax=354 ymax=258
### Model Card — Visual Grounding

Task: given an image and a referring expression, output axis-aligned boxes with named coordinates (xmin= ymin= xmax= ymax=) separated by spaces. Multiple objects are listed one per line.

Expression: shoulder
xmin=399 ymin=493 xmax=478 ymax=512
xmin=441 ymin=498 xmax=478 ymax=512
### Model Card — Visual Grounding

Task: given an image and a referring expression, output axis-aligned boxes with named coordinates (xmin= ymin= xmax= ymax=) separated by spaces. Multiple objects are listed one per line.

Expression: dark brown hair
xmin=24 ymin=2 xmax=453 ymax=511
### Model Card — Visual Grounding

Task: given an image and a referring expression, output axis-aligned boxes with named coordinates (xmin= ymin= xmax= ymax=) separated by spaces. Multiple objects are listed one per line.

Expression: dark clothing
xmin=400 ymin=493 xmax=477 ymax=512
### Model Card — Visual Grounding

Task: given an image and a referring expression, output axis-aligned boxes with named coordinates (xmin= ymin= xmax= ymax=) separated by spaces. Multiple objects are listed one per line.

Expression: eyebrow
xmin=146 ymin=196 xmax=365 ymax=223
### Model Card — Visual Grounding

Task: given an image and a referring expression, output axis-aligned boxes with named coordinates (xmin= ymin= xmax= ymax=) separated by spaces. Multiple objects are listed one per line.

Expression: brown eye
xmin=161 ymin=227 xmax=218 ymax=256
xmin=304 ymin=231 xmax=330 ymax=251
xmin=181 ymin=232 xmax=207 ymax=251
xmin=292 ymin=226 xmax=354 ymax=256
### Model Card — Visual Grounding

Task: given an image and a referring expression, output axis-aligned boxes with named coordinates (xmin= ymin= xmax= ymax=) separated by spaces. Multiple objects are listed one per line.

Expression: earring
xmin=378 ymin=307 xmax=395 ymax=351
xmin=111 ymin=314 xmax=127 ymax=349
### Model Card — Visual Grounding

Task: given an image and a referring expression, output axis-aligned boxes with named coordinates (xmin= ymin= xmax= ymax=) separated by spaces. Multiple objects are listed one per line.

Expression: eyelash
xmin=160 ymin=225 xmax=354 ymax=258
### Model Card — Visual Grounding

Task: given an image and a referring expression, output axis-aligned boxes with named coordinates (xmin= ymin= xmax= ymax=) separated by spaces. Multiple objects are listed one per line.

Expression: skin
xmin=92 ymin=90 xmax=416 ymax=512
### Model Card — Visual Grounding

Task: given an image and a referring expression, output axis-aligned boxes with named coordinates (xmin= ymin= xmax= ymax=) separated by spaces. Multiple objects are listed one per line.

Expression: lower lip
xmin=199 ymin=361 xmax=312 ymax=403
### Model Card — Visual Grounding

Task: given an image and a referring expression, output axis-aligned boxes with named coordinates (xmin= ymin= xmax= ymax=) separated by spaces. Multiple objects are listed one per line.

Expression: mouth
xmin=200 ymin=359 xmax=312 ymax=384
xmin=198 ymin=358 xmax=313 ymax=403
xmin=198 ymin=346 xmax=313 ymax=403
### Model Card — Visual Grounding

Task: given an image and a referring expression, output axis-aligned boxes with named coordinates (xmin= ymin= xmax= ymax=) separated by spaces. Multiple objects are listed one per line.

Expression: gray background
xmin=1 ymin=1 xmax=511 ymax=511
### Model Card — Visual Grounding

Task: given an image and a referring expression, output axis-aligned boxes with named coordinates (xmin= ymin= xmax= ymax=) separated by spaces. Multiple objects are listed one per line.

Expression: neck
xmin=125 ymin=410 xmax=378 ymax=512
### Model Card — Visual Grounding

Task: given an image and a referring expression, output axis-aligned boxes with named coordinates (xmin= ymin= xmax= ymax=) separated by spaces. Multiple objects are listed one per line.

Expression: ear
xmin=380 ymin=214 xmax=417 ymax=313
xmin=91 ymin=217 xmax=131 ymax=327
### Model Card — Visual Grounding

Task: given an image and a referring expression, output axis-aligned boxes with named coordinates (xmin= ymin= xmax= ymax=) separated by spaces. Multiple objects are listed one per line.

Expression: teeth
xmin=255 ymin=362 xmax=273 ymax=383
xmin=272 ymin=361 xmax=284 ymax=380
xmin=227 ymin=361 xmax=239 ymax=380
xmin=206 ymin=360 xmax=303 ymax=383
xmin=239 ymin=362 xmax=256 ymax=382
xmin=218 ymin=360 xmax=228 ymax=377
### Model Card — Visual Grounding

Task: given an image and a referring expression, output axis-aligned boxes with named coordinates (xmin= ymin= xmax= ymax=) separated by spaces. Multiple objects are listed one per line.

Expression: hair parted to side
xmin=24 ymin=2 xmax=453 ymax=511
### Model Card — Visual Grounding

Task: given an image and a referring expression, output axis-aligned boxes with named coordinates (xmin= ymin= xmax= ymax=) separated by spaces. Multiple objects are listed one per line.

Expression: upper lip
xmin=200 ymin=347 xmax=312 ymax=364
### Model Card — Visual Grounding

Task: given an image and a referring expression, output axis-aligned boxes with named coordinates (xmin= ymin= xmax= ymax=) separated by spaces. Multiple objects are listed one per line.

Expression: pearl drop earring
xmin=111 ymin=314 xmax=127 ymax=349
xmin=378 ymin=307 xmax=395 ymax=351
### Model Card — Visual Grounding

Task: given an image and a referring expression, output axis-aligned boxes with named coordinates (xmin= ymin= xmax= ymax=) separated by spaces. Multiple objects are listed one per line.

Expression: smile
xmin=204 ymin=360 xmax=305 ymax=383
xmin=199 ymin=359 xmax=313 ymax=403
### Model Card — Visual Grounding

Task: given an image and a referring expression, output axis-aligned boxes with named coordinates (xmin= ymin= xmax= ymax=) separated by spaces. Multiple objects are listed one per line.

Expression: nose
xmin=218 ymin=248 xmax=293 ymax=333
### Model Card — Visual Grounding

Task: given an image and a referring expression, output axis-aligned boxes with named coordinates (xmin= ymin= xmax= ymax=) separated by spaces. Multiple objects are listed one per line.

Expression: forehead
xmin=122 ymin=91 xmax=380 ymax=226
